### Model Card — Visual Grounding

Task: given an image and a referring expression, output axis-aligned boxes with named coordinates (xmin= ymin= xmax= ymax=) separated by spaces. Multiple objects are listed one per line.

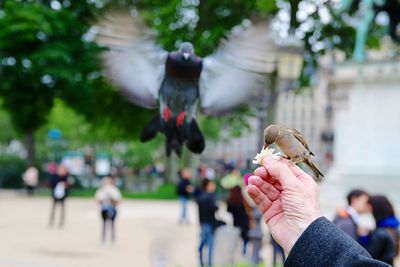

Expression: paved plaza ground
xmin=1 ymin=192 xmax=277 ymax=267
xmin=0 ymin=193 xmax=204 ymax=267
xmin=1 ymin=186 xmax=399 ymax=267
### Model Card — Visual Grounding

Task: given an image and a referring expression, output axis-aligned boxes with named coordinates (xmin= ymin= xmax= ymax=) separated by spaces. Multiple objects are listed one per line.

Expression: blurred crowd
xmin=177 ymin=164 xmax=285 ymax=267
xmin=22 ymin=162 xmax=122 ymax=245
xmin=177 ymin=165 xmax=399 ymax=267
xmin=19 ymin=161 xmax=399 ymax=267
xmin=333 ymin=189 xmax=399 ymax=265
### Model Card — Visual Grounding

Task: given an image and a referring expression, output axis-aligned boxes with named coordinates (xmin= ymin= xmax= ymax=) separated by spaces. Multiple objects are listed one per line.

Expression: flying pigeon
xmin=95 ymin=10 xmax=278 ymax=156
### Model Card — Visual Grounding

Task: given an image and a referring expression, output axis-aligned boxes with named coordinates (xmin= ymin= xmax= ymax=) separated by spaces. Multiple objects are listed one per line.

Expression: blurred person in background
xmin=248 ymin=207 xmax=264 ymax=265
xmin=333 ymin=189 xmax=371 ymax=240
xmin=271 ymin=235 xmax=285 ymax=266
xmin=240 ymin=159 xmax=253 ymax=176
xmin=22 ymin=165 xmax=39 ymax=196
xmin=95 ymin=177 xmax=122 ymax=243
xmin=176 ymin=168 xmax=193 ymax=224
xmin=226 ymin=185 xmax=250 ymax=255
xmin=198 ymin=163 xmax=208 ymax=179
xmin=359 ymin=195 xmax=399 ymax=265
xmin=47 ymin=161 xmax=57 ymax=175
xmin=247 ymin=157 xmax=389 ymax=266
xmin=48 ymin=165 xmax=70 ymax=227
xmin=197 ymin=178 xmax=223 ymax=267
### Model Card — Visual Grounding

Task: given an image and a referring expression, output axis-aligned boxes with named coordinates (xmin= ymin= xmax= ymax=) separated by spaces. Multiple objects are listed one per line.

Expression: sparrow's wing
xmin=285 ymin=128 xmax=314 ymax=155
xmin=94 ymin=10 xmax=167 ymax=109
xmin=200 ymin=21 xmax=278 ymax=115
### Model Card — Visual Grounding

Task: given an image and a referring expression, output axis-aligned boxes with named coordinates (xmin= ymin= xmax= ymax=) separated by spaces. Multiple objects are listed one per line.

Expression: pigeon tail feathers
xmin=141 ymin=114 xmax=161 ymax=142
xmin=141 ymin=114 xmax=204 ymax=156
xmin=185 ymin=119 xmax=205 ymax=154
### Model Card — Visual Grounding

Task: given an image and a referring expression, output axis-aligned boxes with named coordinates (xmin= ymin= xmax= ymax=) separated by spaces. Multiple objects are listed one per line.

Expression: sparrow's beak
xmin=183 ymin=53 xmax=190 ymax=60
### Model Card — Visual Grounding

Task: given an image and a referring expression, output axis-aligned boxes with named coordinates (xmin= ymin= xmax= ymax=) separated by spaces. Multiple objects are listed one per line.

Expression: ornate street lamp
xmin=277 ymin=35 xmax=304 ymax=80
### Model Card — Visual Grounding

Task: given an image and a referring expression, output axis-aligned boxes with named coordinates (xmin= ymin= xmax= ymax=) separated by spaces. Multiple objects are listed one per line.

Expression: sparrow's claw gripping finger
xmin=261 ymin=157 xmax=301 ymax=188
xmin=271 ymin=157 xmax=314 ymax=182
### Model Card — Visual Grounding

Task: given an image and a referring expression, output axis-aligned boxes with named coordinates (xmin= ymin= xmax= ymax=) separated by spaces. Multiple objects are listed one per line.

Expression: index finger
xmin=254 ymin=166 xmax=277 ymax=184
xmin=261 ymin=157 xmax=300 ymax=188
xmin=278 ymin=157 xmax=314 ymax=182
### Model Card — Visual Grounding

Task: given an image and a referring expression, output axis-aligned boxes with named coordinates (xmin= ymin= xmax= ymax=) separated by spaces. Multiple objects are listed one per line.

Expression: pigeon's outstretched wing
xmin=200 ymin=21 xmax=278 ymax=115
xmin=95 ymin=11 xmax=167 ymax=109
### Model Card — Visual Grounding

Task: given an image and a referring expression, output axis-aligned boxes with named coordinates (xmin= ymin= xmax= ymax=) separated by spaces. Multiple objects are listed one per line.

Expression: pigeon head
xmin=179 ymin=42 xmax=194 ymax=60
xmin=264 ymin=124 xmax=280 ymax=148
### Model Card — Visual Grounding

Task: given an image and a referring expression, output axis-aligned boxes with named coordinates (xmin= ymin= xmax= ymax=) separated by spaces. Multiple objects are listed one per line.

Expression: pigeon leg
xmin=176 ymin=112 xmax=187 ymax=127
xmin=162 ymin=107 xmax=171 ymax=122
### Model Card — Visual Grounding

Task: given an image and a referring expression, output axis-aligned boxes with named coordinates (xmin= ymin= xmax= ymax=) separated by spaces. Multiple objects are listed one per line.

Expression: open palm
xmin=247 ymin=157 xmax=321 ymax=254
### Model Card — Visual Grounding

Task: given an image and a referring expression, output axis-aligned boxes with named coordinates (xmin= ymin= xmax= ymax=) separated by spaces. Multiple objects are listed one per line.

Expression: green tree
xmin=0 ymin=103 xmax=17 ymax=144
xmin=120 ymin=0 xmax=260 ymax=56
xmin=33 ymin=98 xmax=159 ymax=166
xmin=0 ymin=0 xmax=105 ymax=163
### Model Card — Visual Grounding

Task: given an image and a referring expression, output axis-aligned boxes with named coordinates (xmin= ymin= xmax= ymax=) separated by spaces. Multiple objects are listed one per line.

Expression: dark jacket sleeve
xmin=285 ymin=217 xmax=390 ymax=267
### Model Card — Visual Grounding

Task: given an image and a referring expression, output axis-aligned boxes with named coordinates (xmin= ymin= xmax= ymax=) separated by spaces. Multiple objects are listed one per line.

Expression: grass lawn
xmin=38 ymin=183 xmax=178 ymax=200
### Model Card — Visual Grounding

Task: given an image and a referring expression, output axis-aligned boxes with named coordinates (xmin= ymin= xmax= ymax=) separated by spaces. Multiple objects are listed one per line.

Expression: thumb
xmin=279 ymin=157 xmax=314 ymax=183
xmin=261 ymin=157 xmax=299 ymax=188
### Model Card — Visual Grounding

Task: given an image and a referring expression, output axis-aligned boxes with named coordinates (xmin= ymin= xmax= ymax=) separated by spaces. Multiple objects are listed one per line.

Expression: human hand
xmin=247 ymin=157 xmax=321 ymax=255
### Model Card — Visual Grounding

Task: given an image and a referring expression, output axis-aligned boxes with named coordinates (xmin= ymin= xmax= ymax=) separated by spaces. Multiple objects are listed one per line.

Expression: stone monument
xmin=317 ymin=1 xmax=400 ymax=216
xmin=319 ymin=59 xmax=400 ymax=215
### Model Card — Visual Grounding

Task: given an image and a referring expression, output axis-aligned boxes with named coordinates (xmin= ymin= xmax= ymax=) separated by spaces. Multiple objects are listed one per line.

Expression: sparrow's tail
xmin=305 ymin=159 xmax=324 ymax=181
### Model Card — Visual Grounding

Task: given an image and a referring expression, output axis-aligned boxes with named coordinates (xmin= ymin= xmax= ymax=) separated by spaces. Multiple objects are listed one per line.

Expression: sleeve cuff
xmin=285 ymin=217 xmax=373 ymax=266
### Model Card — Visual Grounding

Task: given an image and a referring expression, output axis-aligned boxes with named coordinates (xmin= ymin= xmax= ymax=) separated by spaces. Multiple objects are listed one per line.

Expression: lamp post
xmin=256 ymin=35 xmax=304 ymax=151
xmin=277 ymin=35 xmax=304 ymax=81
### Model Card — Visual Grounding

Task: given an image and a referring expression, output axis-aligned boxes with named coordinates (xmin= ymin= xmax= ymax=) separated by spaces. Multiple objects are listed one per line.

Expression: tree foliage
xmin=0 ymin=0 xmax=155 ymax=162
xmin=0 ymin=0 xmax=387 ymax=164
xmin=122 ymin=0 xmax=261 ymax=56
xmin=0 ymin=101 xmax=17 ymax=143
xmin=34 ymin=98 xmax=159 ymax=167
xmin=0 ymin=0 xmax=103 ymax=132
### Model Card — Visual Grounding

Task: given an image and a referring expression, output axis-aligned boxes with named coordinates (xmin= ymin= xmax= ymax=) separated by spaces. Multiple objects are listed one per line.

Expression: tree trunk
xmin=289 ymin=0 xmax=300 ymax=31
xmin=257 ymin=84 xmax=269 ymax=150
xmin=257 ymin=75 xmax=278 ymax=151
xmin=26 ymin=129 xmax=35 ymax=165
